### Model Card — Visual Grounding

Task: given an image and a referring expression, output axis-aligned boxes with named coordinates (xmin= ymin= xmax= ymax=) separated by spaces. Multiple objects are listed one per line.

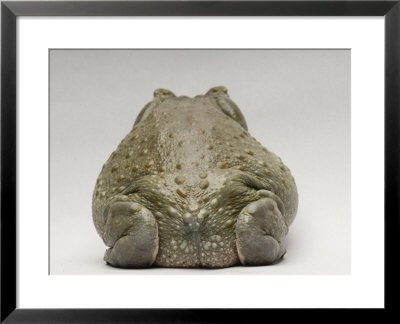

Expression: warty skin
xmin=92 ymin=86 xmax=298 ymax=268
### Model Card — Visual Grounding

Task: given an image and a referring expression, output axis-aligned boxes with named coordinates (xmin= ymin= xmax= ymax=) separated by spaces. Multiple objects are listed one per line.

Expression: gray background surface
xmin=50 ymin=49 xmax=350 ymax=274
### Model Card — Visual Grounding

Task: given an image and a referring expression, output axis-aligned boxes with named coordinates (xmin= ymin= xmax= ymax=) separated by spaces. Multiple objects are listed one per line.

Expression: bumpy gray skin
xmin=92 ymin=86 xmax=298 ymax=268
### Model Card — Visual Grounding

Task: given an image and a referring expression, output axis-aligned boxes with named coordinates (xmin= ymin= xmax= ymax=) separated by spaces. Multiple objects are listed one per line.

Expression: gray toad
xmin=92 ymin=86 xmax=298 ymax=268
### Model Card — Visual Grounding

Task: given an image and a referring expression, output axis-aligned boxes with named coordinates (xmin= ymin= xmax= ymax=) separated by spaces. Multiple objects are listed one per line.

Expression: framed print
xmin=1 ymin=0 xmax=399 ymax=322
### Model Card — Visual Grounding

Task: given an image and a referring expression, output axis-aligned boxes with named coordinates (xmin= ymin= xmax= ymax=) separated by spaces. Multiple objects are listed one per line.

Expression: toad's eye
xmin=134 ymin=88 xmax=176 ymax=126
xmin=206 ymin=86 xmax=228 ymax=96
xmin=153 ymin=88 xmax=176 ymax=99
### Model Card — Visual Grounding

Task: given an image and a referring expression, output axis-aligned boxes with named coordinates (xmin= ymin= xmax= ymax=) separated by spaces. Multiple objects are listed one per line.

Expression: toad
xmin=92 ymin=86 xmax=298 ymax=268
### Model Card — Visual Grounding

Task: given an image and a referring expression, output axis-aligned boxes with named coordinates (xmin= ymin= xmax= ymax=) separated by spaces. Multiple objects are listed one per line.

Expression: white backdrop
xmin=49 ymin=49 xmax=351 ymax=275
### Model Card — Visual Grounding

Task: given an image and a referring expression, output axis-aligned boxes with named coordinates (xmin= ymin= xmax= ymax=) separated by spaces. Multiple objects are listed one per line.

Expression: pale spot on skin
xmin=129 ymin=203 xmax=141 ymax=212
xmin=186 ymin=203 xmax=197 ymax=212
xmin=204 ymin=242 xmax=211 ymax=250
xmin=183 ymin=212 xmax=192 ymax=224
xmin=176 ymin=188 xmax=187 ymax=198
xmin=199 ymin=171 xmax=208 ymax=179
xmin=197 ymin=209 xmax=209 ymax=222
xmin=199 ymin=179 xmax=209 ymax=189
xmin=180 ymin=241 xmax=187 ymax=250
xmin=247 ymin=203 xmax=257 ymax=215
xmin=210 ymin=198 xmax=219 ymax=208
xmin=174 ymin=176 xmax=186 ymax=185
xmin=168 ymin=207 xmax=179 ymax=217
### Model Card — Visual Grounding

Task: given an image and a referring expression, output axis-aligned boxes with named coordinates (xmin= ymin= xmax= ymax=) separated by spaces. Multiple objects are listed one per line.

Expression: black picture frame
xmin=1 ymin=0 xmax=399 ymax=322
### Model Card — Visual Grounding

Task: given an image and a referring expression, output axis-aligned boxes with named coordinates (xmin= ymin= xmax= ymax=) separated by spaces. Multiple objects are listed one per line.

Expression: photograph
xmin=2 ymin=0 xmax=397 ymax=320
xmin=49 ymin=49 xmax=351 ymax=275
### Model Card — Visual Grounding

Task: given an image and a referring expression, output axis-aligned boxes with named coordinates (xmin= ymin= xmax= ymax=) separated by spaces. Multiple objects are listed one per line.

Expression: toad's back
xmin=92 ymin=87 xmax=298 ymax=268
